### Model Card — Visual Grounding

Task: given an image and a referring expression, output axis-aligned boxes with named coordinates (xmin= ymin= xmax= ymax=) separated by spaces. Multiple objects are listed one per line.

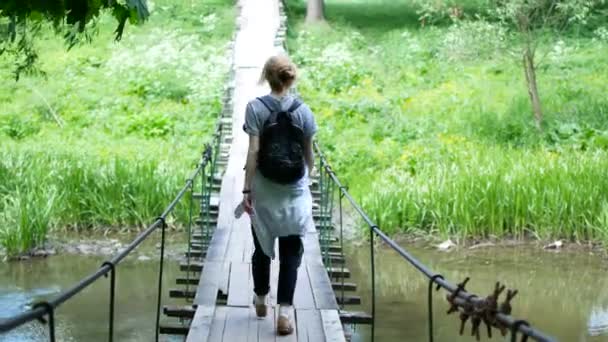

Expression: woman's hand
xmin=243 ymin=193 xmax=253 ymax=215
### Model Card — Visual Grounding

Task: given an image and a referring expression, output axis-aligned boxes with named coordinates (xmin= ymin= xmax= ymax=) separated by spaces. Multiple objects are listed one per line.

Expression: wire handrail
xmin=313 ymin=141 xmax=556 ymax=342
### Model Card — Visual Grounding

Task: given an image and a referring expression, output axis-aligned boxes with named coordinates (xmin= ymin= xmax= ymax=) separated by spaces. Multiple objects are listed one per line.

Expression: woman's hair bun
xmin=260 ymin=55 xmax=298 ymax=92
xmin=278 ymin=65 xmax=296 ymax=81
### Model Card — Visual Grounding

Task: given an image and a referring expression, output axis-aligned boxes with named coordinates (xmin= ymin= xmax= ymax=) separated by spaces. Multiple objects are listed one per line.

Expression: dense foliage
xmin=0 ymin=0 xmax=235 ymax=256
xmin=0 ymin=0 xmax=150 ymax=78
xmin=286 ymin=0 xmax=608 ymax=241
xmin=0 ymin=0 xmax=148 ymax=33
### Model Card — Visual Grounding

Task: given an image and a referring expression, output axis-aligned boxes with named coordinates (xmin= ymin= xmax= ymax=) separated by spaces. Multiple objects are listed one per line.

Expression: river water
xmin=345 ymin=242 xmax=608 ymax=342
xmin=1 ymin=240 xmax=607 ymax=341
xmin=0 ymin=254 xmax=182 ymax=342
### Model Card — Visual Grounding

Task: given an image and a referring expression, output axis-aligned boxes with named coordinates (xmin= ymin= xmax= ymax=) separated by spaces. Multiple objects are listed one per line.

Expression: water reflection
xmin=0 ymin=287 xmax=61 ymax=318
xmin=344 ymin=242 xmax=608 ymax=342
xmin=0 ymin=255 xmax=181 ymax=342
xmin=588 ymin=305 xmax=608 ymax=337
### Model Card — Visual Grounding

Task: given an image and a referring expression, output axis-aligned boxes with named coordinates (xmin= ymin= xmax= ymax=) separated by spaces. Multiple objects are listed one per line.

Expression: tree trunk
xmin=306 ymin=0 xmax=325 ymax=23
xmin=523 ymin=46 xmax=543 ymax=130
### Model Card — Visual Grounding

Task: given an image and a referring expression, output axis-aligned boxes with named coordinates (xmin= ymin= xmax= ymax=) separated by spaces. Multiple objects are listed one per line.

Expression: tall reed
xmin=363 ymin=145 xmax=608 ymax=241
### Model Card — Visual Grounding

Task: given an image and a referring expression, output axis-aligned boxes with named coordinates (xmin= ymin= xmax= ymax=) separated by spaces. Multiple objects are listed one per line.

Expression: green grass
xmin=286 ymin=0 xmax=608 ymax=241
xmin=0 ymin=0 xmax=235 ymax=256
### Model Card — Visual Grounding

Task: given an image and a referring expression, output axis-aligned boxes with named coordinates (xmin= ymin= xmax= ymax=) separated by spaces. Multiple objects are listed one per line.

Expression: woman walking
xmin=241 ymin=55 xmax=317 ymax=335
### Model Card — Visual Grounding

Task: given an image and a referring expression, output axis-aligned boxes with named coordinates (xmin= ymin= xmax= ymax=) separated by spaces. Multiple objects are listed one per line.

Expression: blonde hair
xmin=260 ymin=55 xmax=297 ymax=92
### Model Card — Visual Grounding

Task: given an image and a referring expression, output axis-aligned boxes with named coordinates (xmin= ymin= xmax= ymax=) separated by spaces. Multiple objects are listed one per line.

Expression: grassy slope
xmin=0 ymin=0 xmax=235 ymax=255
xmin=286 ymin=0 xmax=608 ymax=240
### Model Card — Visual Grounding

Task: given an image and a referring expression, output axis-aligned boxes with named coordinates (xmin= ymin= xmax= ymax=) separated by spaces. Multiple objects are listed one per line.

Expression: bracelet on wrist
xmin=242 ymin=189 xmax=251 ymax=194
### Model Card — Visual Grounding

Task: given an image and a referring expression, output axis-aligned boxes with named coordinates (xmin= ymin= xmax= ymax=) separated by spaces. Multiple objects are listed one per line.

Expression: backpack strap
xmin=287 ymin=98 xmax=303 ymax=113
xmin=257 ymin=96 xmax=302 ymax=113
xmin=256 ymin=96 xmax=274 ymax=112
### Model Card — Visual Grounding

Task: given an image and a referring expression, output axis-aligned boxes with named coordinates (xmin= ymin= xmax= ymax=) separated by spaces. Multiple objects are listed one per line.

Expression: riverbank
xmin=1 ymin=230 xmax=190 ymax=262
xmin=4 ymin=226 xmax=606 ymax=264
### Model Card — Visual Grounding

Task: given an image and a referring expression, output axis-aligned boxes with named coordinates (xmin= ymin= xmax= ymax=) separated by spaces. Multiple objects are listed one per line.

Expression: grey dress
xmin=243 ymin=94 xmax=317 ymax=258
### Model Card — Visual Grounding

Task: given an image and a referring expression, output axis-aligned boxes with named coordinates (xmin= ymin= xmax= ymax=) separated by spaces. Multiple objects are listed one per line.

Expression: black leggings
xmin=251 ymin=227 xmax=303 ymax=305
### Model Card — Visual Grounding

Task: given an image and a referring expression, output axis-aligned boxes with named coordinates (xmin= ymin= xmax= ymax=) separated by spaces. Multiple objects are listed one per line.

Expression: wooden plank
xmin=321 ymin=310 xmax=346 ymax=342
xmin=169 ymin=288 xmax=196 ymax=299
xmin=293 ymin=264 xmax=315 ymax=309
xmin=307 ymin=264 xmax=339 ymax=310
xmin=207 ymin=306 xmax=228 ymax=342
xmin=336 ymin=295 xmax=361 ymax=305
xmin=218 ymin=262 xmax=231 ymax=295
xmin=194 ymin=284 xmax=219 ymax=306
xmin=194 ymin=261 xmax=224 ymax=305
xmin=205 ymin=228 xmax=230 ymax=261
xmin=331 ymin=282 xmax=357 ymax=292
xmin=296 ymin=309 xmax=310 ymax=342
xmin=258 ymin=306 xmax=275 ymax=342
xmin=176 ymin=276 xmax=200 ymax=285
xmin=159 ymin=323 xmax=189 ymax=335
xmin=276 ymin=306 xmax=297 ymax=342
xmin=186 ymin=305 xmax=215 ymax=342
xmin=339 ymin=311 xmax=373 ymax=325
xmin=242 ymin=229 xmax=254 ymax=263
xmin=326 ymin=267 xmax=350 ymax=279
xmin=246 ymin=306 xmax=259 ymax=342
xmin=183 ymin=250 xmax=206 ymax=259
xmin=224 ymin=223 xmax=240 ymax=262
xmin=227 ymin=262 xmax=252 ymax=307
xmin=302 ymin=232 xmax=324 ymax=266
xmin=296 ymin=309 xmax=324 ymax=342
xmin=164 ymin=305 xmax=195 ymax=318
xmin=226 ymin=221 xmax=248 ymax=262
xmin=205 ymin=175 xmax=236 ymax=261
xmin=180 ymin=261 xmax=203 ymax=272
xmin=223 ymin=307 xmax=251 ymax=342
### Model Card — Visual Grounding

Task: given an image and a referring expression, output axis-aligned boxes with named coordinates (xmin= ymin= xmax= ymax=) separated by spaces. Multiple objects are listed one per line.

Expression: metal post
xmin=327 ymin=176 xmax=336 ymax=264
xmin=370 ymin=226 xmax=376 ymax=342
xmin=321 ymin=169 xmax=329 ymax=264
xmin=428 ymin=274 xmax=444 ymax=342
xmin=511 ymin=321 xmax=530 ymax=342
xmin=317 ymin=152 xmax=325 ymax=258
xmin=154 ymin=217 xmax=167 ymax=342
xmin=33 ymin=302 xmax=56 ymax=342
xmin=185 ymin=179 xmax=195 ymax=296
xmin=200 ymin=151 xmax=206 ymax=242
xmin=201 ymin=160 xmax=208 ymax=243
xmin=101 ymin=262 xmax=116 ymax=342
xmin=339 ymin=189 xmax=345 ymax=309
xmin=205 ymin=144 xmax=214 ymax=241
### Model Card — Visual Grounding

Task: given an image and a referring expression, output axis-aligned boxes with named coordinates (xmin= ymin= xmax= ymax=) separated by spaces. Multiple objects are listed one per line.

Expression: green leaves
xmin=0 ymin=0 xmax=150 ymax=37
xmin=0 ymin=0 xmax=150 ymax=78
xmin=113 ymin=0 xmax=150 ymax=41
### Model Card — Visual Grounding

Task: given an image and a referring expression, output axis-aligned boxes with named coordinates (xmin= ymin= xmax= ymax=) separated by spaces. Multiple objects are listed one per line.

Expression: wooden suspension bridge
xmin=157 ymin=0 xmax=369 ymax=340
xmin=0 ymin=0 xmax=556 ymax=341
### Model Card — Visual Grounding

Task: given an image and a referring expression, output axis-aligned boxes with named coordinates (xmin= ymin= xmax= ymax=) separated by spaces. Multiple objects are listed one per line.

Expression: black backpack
xmin=256 ymin=96 xmax=306 ymax=184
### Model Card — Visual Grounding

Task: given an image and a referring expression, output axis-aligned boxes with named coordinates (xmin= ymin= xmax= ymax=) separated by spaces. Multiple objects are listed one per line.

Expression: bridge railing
xmin=0 ymin=122 xmax=223 ymax=342
xmin=313 ymin=141 xmax=556 ymax=342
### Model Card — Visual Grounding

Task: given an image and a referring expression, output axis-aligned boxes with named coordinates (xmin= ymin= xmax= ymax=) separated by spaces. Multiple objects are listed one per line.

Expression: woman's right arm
xmin=302 ymin=104 xmax=318 ymax=175
xmin=244 ymin=134 xmax=259 ymax=193
xmin=303 ymin=137 xmax=314 ymax=175
xmin=242 ymin=102 xmax=260 ymax=214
